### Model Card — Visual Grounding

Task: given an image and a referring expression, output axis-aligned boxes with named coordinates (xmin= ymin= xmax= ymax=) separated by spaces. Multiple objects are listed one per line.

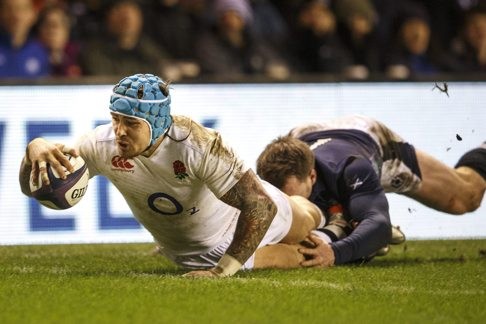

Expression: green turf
xmin=1 ymin=240 xmax=485 ymax=324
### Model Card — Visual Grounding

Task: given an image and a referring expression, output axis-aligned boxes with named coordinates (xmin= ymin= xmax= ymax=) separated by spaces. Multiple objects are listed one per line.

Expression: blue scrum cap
xmin=109 ymin=73 xmax=172 ymax=145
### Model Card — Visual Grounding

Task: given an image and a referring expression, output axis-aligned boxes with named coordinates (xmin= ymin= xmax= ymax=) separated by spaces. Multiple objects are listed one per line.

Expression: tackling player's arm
xmin=329 ymin=158 xmax=391 ymax=264
xmin=184 ymin=169 xmax=278 ymax=277
xmin=294 ymin=158 xmax=391 ymax=267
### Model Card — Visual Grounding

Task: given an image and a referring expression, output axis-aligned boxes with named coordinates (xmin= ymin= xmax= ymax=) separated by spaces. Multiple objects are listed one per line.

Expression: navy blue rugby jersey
xmin=299 ymin=129 xmax=392 ymax=264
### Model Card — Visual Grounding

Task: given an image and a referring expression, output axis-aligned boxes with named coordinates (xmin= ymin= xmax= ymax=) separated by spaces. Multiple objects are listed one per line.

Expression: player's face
xmin=282 ymin=175 xmax=314 ymax=198
xmin=111 ymin=113 xmax=150 ymax=158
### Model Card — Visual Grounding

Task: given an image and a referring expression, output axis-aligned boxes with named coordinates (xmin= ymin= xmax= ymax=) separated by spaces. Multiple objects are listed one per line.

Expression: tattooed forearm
xmin=220 ymin=169 xmax=278 ymax=265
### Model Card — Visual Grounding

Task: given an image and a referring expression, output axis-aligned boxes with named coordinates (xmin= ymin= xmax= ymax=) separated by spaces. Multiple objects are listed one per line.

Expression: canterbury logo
xmin=111 ymin=156 xmax=134 ymax=169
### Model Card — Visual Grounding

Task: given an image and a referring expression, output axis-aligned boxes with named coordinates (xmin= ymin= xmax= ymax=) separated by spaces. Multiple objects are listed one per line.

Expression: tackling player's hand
xmin=26 ymin=138 xmax=78 ymax=186
xmin=298 ymin=234 xmax=335 ymax=268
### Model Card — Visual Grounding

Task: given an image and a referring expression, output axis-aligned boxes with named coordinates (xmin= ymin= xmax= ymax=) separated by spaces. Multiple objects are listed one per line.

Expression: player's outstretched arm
xmin=19 ymin=138 xmax=78 ymax=196
xmin=184 ymin=169 xmax=277 ymax=278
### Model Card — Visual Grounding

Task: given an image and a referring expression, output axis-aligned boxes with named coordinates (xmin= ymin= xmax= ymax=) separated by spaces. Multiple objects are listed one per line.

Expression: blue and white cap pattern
xmin=109 ymin=73 xmax=172 ymax=145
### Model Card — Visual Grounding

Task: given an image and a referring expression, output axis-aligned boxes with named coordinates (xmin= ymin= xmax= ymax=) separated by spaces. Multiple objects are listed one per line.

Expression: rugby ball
xmin=29 ymin=154 xmax=89 ymax=210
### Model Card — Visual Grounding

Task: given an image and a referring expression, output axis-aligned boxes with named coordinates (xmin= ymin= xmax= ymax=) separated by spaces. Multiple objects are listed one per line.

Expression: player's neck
xmin=141 ymin=135 xmax=165 ymax=157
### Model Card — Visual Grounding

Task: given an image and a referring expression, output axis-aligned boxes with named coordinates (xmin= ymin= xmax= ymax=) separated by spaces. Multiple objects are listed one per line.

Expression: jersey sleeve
xmin=330 ymin=157 xmax=392 ymax=264
xmin=195 ymin=131 xmax=249 ymax=198
xmin=74 ymin=128 xmax=103 ymax=179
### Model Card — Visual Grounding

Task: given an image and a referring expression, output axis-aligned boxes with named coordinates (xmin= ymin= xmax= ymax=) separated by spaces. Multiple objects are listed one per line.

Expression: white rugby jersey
xmin=75 ymin=115 xmax=249 ymax=258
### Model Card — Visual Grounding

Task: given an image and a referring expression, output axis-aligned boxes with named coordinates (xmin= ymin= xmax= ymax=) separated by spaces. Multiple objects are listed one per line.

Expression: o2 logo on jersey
xmin=148 ymin=193 xmax=183 ymax=215
xmin=148 ymin=193 xmax=200 ymax=216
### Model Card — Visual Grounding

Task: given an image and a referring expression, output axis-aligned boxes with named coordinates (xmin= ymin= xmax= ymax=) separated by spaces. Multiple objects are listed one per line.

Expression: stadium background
xmin=1 ymin=81 xmax=485 ymax=245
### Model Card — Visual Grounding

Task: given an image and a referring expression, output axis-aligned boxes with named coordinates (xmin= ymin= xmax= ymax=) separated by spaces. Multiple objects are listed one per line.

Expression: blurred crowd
xmin=1 ymin=0 xmax=486 ymax=82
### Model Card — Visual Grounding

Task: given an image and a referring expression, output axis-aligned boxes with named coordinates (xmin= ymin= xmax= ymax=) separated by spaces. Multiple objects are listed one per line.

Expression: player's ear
xmin=310 ymin=169 xmax=317 ymax=185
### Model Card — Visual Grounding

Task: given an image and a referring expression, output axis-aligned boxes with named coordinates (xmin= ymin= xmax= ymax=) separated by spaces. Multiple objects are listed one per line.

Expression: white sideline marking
xmin=232 ymin=278 xmax=485 ymax=296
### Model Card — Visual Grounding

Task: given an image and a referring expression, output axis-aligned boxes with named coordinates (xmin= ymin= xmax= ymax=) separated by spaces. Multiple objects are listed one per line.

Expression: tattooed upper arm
xmin=219 ymin=169 xmax=278 ymax=264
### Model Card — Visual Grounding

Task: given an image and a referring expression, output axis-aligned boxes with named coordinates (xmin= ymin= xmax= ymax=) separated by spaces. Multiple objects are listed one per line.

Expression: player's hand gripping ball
xmin=29 ymin=155 xmax=89 ymax=210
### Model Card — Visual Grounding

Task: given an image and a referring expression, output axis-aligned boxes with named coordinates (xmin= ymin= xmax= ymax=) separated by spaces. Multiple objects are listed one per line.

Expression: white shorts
xmin=169 ymin=180 xmax=293 ymax=270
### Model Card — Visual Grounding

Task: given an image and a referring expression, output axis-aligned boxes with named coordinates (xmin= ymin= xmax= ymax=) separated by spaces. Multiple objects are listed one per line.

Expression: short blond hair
xmin=256 ymin=136 xmax=315 ymax=190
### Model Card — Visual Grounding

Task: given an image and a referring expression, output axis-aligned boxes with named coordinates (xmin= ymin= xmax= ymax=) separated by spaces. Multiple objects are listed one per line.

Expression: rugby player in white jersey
xmin=19 ymin=73 xmax=326 ymax=277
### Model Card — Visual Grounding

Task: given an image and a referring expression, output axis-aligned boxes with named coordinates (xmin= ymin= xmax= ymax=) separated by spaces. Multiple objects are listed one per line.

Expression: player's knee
xmin=444 ymin=197 xmax=480 ymax=215
xmin=462 ymin=197 xmax=483 ymax=213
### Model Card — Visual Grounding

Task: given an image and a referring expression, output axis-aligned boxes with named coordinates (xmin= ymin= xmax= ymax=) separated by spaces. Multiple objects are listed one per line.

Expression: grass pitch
xmin=1 ymin=239 xmax=485 ymax=324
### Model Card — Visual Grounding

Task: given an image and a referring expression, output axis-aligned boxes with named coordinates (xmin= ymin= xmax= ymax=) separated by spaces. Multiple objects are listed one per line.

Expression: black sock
xmin=455 ymin=146 xmax=486 ymax=180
